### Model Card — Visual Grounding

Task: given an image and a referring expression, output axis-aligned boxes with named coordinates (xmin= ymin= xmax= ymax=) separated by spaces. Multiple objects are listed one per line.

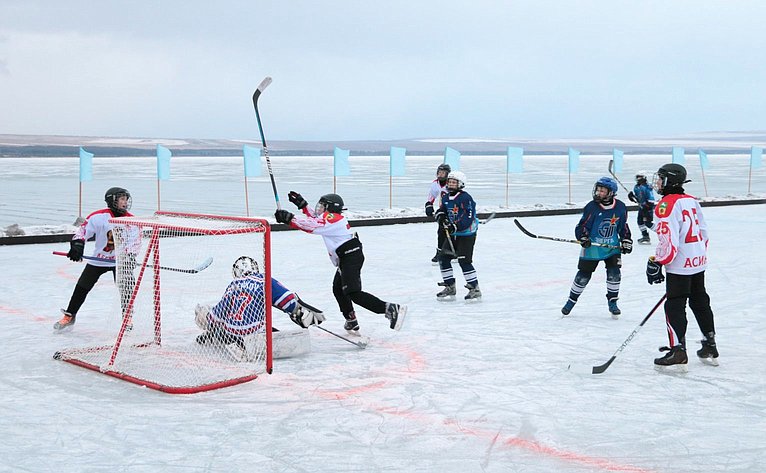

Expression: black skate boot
xmin=436 ymin=282 xmax=456 ymax=301
xmin=697 ymin=333 xmax=719 ymax=366
xmin=654 ymin=345 xmax=688 ymax=371
xmin=608 ymin=297 xmax=621 ymax=319
xmin=385 ymin=303 xmax=407 ymax=331
xmin=464 ymin=283 xmax=482 ymax=301
xmin=343 ymin=311 xmax=360 ymax=334
xmin=638 ymin=230 xmax=651 ymax=245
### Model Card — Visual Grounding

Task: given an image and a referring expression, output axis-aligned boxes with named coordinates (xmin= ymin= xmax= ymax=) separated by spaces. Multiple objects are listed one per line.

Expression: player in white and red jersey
xmin=425 ymin=163 xmax=451 ymax=263
xmin=645 ymin=164 xmax=718 ymax=368
xmin=54 ymin=187 xmax=136 ymax=331
xmin=275 ymin=191 xmax=406 ymax=333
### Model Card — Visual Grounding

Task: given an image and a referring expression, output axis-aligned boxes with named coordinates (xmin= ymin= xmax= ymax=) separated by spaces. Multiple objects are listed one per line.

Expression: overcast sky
xmin=1 ymin=1 xmax=765 ymax=141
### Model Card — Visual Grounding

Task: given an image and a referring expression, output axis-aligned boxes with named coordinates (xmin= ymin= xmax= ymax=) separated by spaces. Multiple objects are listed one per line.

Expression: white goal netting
xmin=54 ymin=212 xmax=273 ymax=394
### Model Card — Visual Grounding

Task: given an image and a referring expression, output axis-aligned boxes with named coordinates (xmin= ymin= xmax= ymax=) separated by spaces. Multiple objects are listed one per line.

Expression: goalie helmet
xmin=653 ymin=163 xmax=689 ymax=195
xmin=315 ymin=193 xmax=345 ymax=214
xmin=593 ymin=177 xmax=618 ymax=204
xmin=232 ymin=256 xmax=259 ymax=278
xmin=446 ymin=171 xmax=466 ymax=193
xmin=104 ymin=187 xmax=132 ymax=216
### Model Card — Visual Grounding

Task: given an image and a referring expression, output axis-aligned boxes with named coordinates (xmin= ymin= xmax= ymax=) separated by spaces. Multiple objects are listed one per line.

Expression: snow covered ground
xmin=1 ymin=203 xmax=764 ymax=472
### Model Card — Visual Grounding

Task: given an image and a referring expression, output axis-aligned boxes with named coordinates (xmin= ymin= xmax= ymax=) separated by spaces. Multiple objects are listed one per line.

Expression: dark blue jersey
xmin=210 ymin=275 xmax=296 ymax=335
xmin=632 ymin=183 xmax=655 ymax=211
xmin=439 ymin=190 xmax=478 ymax=236
xmin=575 ymin=200 xmax=631 ymax=260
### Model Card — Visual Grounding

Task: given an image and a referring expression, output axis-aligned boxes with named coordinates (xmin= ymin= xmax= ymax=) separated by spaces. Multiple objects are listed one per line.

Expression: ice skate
xmin=436 ymin=282 xmax=456 ymax=301
xmin=464 ymin=283 xmax=482 ymax=301
xmin=608 ymin=298 xmax=621 ymax=319
xmin=654 ymin=346 xmax=688 ymax=372
xmin=697 ymin=335 xmax=719 ymax=366
xmin=638 ymin=231 xmax=651 ymax=245
xmin=385 ymin=303 xmax=406 ymax=331
xmin=53 ymin=310 xmax=76 ymax=332
xmin=343 ymin=312 xmax=360 ymax=335
xmin=561 ymin=298 xmax=576 ymax=316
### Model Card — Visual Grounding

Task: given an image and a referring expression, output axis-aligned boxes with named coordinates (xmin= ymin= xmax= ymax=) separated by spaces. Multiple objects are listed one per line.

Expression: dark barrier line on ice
xmin=3 ymin=198 xmax=765 ymax=246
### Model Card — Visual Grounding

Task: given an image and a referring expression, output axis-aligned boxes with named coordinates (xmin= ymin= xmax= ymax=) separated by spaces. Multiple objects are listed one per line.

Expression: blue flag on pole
xmin=699 ymin=149 xmax=710 ymax=171
xmin=243 ymin=145 xmax=262 ymax=177
xmin=672 ymin=147 xmax=685 ymax=165
xmin=568 ymin=148 xmax=580 ymax=173
xmin=751 ymin=146 xmax=763 ymax=170
xmin=79 ymin=147 xmax=93 ymax=182
xmin=334 ymin=147 xmax=350 ymax=177
xmin=157 ymin=145 xmax=172 ymax=181
xmin=612 ymin=149 xmax=624 ymax=173
xmin=444 ymin=147 xmax=461 ymax=171
xmin=506 ymin=147 xmax=523 ymax=173
xmin=390 ymin=146 xmax=406 ymax=177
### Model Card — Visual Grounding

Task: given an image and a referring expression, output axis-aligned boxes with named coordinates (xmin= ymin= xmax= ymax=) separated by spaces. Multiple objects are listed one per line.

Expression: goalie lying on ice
xmin=194 ymin=256 xmax=325 ymax=360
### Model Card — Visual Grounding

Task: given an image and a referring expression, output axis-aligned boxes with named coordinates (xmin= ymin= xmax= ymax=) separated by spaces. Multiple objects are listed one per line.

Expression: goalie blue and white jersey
xmin=209 ymin=274 xmax=297 ymax=335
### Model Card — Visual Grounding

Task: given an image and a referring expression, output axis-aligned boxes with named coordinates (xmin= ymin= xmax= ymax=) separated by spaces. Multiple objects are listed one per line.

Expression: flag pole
xmin=244 ymin=177 xmax=250 ymax=216
xmin=79 ymin=182 xmax=83 ymax=217
xmin=505 ymin=171 xmax=509 ymax=207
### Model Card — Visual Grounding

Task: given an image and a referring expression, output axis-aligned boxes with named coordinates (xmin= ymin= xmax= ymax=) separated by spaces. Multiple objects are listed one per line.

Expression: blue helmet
xmin=593 ymin=177 xmax=618 ymax=204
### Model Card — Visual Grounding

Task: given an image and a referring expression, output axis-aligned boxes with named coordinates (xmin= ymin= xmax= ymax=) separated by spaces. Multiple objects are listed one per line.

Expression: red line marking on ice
xmin=0 ymin=305 xmax=47 ymax=322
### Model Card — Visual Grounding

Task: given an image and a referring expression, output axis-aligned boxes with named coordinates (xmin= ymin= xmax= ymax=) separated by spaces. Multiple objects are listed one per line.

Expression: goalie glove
xmin=289 ymin=304 xmax=325 ymax=329
xmin=194 ymin=304 xmax=212 ymax=330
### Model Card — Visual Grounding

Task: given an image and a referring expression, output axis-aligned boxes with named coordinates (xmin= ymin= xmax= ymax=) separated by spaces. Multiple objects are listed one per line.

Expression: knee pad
xmin=606 ymin=267 xmax=621 ymax=284
xmin=574 ymin=271 xmax=592 ymax=286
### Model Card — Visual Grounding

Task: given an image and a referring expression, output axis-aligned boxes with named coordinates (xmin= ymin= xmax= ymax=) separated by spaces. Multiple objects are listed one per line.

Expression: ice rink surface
xmin=1 ymin=203 xmax=764 ymax=473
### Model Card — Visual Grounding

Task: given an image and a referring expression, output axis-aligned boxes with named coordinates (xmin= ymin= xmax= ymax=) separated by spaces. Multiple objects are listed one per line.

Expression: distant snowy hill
xmin=2 ymin=131 xmax=766 ymax=157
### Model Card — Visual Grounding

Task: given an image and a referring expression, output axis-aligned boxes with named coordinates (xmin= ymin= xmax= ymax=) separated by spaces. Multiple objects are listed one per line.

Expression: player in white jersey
xmin=275 ymin=191 xmax=406 ymax=333
xmin=424 ymin=163 xmax=450 ymax=263
xmin=645 ymin=164 xmax=718 ymax=367
xmin=54 ymin=187 xmax=137 ymax=331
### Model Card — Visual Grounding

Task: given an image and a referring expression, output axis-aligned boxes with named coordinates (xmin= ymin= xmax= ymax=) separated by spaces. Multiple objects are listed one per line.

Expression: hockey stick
xmin=589 ymin=294 xmax=667 ymax=374
xmin=479 ymin=212 xmax=497 ymax=224
xmin=52 ymin=251 xmax=213 ymax=274
xmin=313 ymin=324 xmax=369 ymax=349
xmin=513 ymin=219 xmax=620 ymax=250
xmin=252 ymin=76 xmax=282 ymax=209
xmin=608 ymin=160 xmax=631 ymax=194
xmin=442 ymin=224 xmax=457 ymax=257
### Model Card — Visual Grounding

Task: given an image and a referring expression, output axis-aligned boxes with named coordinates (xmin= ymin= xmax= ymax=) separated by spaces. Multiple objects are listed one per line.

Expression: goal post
xmin=54 ymin=212 xmax=273 ymax=394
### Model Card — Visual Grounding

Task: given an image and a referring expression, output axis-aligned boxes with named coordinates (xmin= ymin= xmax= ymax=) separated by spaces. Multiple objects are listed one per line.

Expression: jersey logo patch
xmin=658 ymin=201 xmax=668 ymax=216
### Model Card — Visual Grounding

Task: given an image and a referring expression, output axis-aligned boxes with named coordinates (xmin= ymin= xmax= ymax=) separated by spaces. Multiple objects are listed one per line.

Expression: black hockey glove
xmin=425 ymin=202 xmax=434 ymax=218
xmin=620 ymin=238 xmax=633 ymax=254
xmin=287 ymin=191 xmax=307 ymax=210
xmin=646 ymin=257 xmax=665 ymax=285
xmin=434 ymin=209 xmax=446 ymax=224
xmin=68 ymin=239 xmax=85 ymax=262
xmin=578 ymin=235 xmax=591 ymax=248
xmin=628 ymin=191 xmax=638 ymax=203
xmin=274 ymin=209 xmax=294 ymax=225
xmin=445 ymin=221 xmax=458 ymax=235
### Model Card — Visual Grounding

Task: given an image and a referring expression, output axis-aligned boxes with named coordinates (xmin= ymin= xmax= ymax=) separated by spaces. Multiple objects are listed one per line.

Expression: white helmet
xmin=447 ymin=171 xmax=466 ymax=190
xmin=232 ymin=256 xmax=259 ymax=278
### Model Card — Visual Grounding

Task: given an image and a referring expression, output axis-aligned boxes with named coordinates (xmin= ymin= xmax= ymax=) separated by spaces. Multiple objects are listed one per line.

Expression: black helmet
xmin=105 ymin=187 xmax=132 ymax=216
xmin=316 ymin=193 xmax=345 ymax=214
xmin=436 ymin=163 xmax=451 ymax=184
xmin=654 ymin=163 xmax=689 ymax=195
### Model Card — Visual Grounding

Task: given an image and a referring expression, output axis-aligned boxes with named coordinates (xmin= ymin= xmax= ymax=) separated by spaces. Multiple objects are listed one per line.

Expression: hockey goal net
xmin=54 ymin=212 xmax=273 ymax=394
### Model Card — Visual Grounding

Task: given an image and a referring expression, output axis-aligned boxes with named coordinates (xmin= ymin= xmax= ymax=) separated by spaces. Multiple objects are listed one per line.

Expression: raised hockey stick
xmin=52 ymin=251 xmax=213 ymax=274
xmin=513 ymin=219 xmax=620 ymax=250
xmin=313 ymin=325 xmax=369 ymax=349
xmin=589 ymin=294 xmax=667 ymax=374
xmin=252 ymin=76 xmax=282 ymax=209
xmin=608 ymin=159 xmax=631 ymax=194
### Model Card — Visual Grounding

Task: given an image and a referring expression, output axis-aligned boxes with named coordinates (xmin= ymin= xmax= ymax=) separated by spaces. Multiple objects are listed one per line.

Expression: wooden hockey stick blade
xmin=52 ymin=252 xmax=213 ymax=274
xmin=313 ymin=325 xmax=368 ymax=349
